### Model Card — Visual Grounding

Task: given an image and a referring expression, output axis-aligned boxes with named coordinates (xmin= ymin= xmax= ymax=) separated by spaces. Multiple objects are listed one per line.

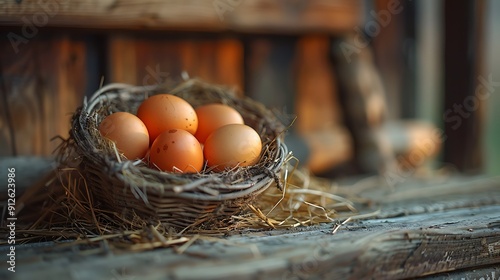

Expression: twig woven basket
xmin=66 ymin=79 xmax=288 ymax=231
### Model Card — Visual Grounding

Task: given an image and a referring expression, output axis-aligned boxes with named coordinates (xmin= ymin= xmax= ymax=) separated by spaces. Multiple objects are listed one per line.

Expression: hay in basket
xmin=9 ymin=78 xmax=367 ymax=250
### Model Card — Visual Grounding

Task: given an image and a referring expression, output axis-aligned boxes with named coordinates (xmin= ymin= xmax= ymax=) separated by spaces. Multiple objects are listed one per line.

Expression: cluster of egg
xmin=98 ymin=94 xmax=262 ymax=173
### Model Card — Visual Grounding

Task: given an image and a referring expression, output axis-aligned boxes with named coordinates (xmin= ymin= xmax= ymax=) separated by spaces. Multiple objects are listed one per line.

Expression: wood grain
xmin=295 ymin=36 xmax=342 ymax=132
xmin=0 ymin=35 xmax=87 ymax=156
xmin=1 ymin=205 xmax=498 ymax=279
xmin=293 ymin=36 xmax=354 ymax=174
xmin=0 ymin=0 xmax=361 ymax=34
xmin=107 ymin=35 xmax=244 ymax=92
xmin=443 ymin=0 xmax=486 ymax=172
xmin=0 ymin=158 xmax=499 ymax=279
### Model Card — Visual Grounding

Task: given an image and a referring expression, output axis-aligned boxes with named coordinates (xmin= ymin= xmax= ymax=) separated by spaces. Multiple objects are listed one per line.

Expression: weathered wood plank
xmin=0 ymin=0 xmax=361 ymax=34
xmin=352 ymin=174 xmax=500 ymax=219
xmin=1 ymin=205 xmax=499 ymax=279
xmin=0 ymin=157 xmax=55 ymax=200
xmin=425 ymin=266 xmax=500 ymax=280
xmin=0 ymin=157 xmax=499 ymax=279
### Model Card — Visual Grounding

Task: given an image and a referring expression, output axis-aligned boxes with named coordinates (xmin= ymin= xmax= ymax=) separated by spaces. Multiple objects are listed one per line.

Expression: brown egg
xmin=149 ymin=129 xmax=204 ymax=173
xmin=137 ymin=94 xmax=198 ymax=143
xmin=194 ymin=103 xmax=244 ymax=143
xmin=204 ymin=124 xmax=262 ymax=171
xmin=99 ymin=112 xmax=149 ymax=160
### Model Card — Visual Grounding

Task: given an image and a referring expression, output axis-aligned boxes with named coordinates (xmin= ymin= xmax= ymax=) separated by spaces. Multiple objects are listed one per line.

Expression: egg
xmin=204 ymin=124 xmax=262 ymax=171
xmin=194 ymin=103 xmax=244 ymax=143
xmin=99 ymin=112 xmax=149 ymax=160
xmin=137 ymin=94 xmax=198 ymax=143
xmin=149 ymin=129 xmax=204 ymax=173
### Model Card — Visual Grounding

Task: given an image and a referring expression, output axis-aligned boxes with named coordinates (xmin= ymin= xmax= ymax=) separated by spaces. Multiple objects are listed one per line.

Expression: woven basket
xmin=68 ymin=79 xmax=288 ymax=230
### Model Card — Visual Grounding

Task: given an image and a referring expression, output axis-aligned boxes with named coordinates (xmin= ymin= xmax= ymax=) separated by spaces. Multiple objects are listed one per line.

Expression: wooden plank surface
xmin=0 ymin=204 xmax=499 ymax=279
xmin=0 ymin=0 xmax=362 ymax=34
xmin=0 ymin=157 xmax=499 ymax=279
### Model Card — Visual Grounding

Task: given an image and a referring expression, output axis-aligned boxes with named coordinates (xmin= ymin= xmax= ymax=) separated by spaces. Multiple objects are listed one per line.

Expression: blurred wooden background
xmin=0 ymin=0 xmax=362 ymax=176
xmin=1 ymin=0 xmax=497 ymax=177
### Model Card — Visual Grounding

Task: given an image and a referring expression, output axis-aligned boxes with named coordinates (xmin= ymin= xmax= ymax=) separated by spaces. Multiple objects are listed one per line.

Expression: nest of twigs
xmin=60 ymin=78 xmax=288 ymax=231
xmin=9 ymin=78 xmax=366 ymax=249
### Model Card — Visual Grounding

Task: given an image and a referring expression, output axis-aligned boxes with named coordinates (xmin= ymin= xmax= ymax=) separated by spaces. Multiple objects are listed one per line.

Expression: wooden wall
xmin=0 ymin=0 xmax=362 ymax=175
xmin=0 ymin=32 xmax=356 ymax=173
xmin=108 ymin=36 xmax=244 ymax=89
xmin=0 ymin=34 xmax=88 ymax=156
xmin=5 ymin=0 xmax=481 ymax=176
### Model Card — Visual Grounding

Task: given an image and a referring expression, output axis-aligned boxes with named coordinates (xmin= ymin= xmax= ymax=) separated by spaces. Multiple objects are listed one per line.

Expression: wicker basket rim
xmin=69 ymin=79 xmax=288 ymax=202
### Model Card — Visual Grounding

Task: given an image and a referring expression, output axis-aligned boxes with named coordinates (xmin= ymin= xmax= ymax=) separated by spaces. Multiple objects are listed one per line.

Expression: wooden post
xmin=443 ymin=0 xmax=486 ymax=172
